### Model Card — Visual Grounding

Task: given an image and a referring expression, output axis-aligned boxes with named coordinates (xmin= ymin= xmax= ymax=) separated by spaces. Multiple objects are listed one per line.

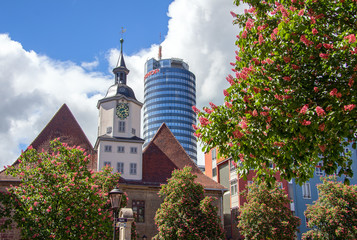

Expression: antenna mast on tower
xmin=158 ymin=33 xmax=162 ymax=60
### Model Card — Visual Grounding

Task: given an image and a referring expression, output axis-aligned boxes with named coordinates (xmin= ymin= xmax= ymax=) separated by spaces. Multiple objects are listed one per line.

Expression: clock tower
xmin=95 ymin=39 xmax=144 ymax=181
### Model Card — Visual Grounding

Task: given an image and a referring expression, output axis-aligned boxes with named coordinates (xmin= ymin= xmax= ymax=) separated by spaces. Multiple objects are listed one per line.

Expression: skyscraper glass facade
xmin=143 ymin=58 xmax=197 ymax=163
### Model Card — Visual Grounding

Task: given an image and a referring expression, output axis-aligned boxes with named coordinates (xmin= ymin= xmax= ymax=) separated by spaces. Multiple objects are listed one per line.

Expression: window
xmin=106 ymin=127 xmax=112 ymax=134
xmin=212 ymin=167 xmax=217 ymax=177
xmin=231 ymin=179 xmax=238 ymax=195
xmin=132 ymin=200 xmax=145 ymax=223
xmin=117 ymin=162 xmax=124 ymax=174
xmin=212 ymin=148 xmax=217 ymax=161
xmin=316 ymin=162 xmax=324 ymax=176
xmin=104 ymin=161 xmax=111 ymax=167
xmin=104 ymin=145 xmax=112 ymax=152
xmin=247 ymin=181 xmax=253 ymax=191
xmin=117 ymin=146 xmax=125 ymax=153
xmin=130 ymin=163 xmax=137 ymax=175
xmin=130 ymin=147 xmax=137 ymax=154
xmin=302 ymin=182 xmax=311 ymax=199
xmin=118 ymin=121 xmax=125 ymax=132
xmin=120 ymin=72 xmax=124 ymax=82
xmin=278 ymin=182 xmax=283 ymax=189
xmin=230 ymin=160 xmax=237 ymax=171
xmin=132 ymin=128 xmax=136 ymax=135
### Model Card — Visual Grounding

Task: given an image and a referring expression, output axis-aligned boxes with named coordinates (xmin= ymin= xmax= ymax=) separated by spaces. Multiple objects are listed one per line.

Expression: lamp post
xmin=109 ymin=187 xmax=123 ymax=240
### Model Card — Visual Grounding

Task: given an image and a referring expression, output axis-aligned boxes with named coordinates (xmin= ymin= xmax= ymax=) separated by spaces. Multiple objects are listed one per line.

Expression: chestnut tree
xmin=194 ymin=0 xmax=356 ymax=184
xmin=0 ymin=139 xmax=125 ymax=239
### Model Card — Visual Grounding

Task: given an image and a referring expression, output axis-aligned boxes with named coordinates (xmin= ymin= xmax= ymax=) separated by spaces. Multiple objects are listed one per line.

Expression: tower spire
xmin=113 ymin=31 xmax=129 ymax=85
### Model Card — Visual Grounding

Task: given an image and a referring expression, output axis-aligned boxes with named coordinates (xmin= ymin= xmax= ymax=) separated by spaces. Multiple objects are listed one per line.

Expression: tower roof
xmin=102 ymin=38 xmax=138 ymax=101
xmin=112 ymin=38 xmax=130 ymax=84
xmin=105 ymin=83 xmax=137 ymax=100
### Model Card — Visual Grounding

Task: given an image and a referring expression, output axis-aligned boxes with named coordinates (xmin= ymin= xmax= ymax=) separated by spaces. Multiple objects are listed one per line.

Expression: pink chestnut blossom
xmin=319 ymin=53 xmax=329 ymax=59
xmin=246 ymin=18 xmax=255 ymax=30
xmin=223 ymin=89 xmax=229 ymax=97
xmin=199 ymin=117 xmax=210 ymax=126
xmin=225 ymin=101 xmax=233 ymax=108
xmin=344 ymin=104 xmax=356 ymax=111
xmin=300 ymin=105 xmax=309 ymax=114
xmin=344 ymin=34 xmax=356 ymax=43
xmin=209 ymin=102 xmax=218 ymax=109
xmin=252 ymin=109 xmax=258 ymax=116
xmin=301 ymin=120 xmax=311 ymax=126
xmin=240 ymin=120 xmax=248 ymax=129
xmin=192 ymin=106 xmax=200 ymax=114
xmin=315 ymin=106 xmax=326 ymax=116
xmin=230 ymin=11 xmax=237 ymax=18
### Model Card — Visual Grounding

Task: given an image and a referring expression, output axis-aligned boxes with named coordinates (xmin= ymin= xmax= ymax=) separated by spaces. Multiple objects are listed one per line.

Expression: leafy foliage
xmin=238 ymin=181 xmax=300 ymax=239
xmin=303 ymin=176 xmax=357 ymax=240
xmin=154 ymin=167 xmax=224 ymax=240
xmin=0 ymin=139 xmax=125 ymax=239
xmin=194 ymin=0 xmax=357 ymax=184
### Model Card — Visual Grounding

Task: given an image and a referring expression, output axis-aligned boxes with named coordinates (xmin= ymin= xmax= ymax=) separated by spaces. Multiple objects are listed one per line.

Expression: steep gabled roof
xmin=140 ymin=123 xmax=226 ymax=190
xmin=0 ymin=104 xmax=97 ymax=179
xmin=29 ymin=104 xmax=97 ymax=170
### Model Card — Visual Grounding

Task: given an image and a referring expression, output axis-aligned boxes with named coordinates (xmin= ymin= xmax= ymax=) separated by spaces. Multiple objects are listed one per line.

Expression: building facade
xmin=205 ymin=148 xmax=292 ymax=240
xmin=292 ymin=143 xmax=357 ymax=239
xmin=205 ymin=144 xmax=357 ymax=239
xmin=94 ymin=39 xmax=144 ymax=180
xmin=143 ymin=58 xmax=197 ymax=163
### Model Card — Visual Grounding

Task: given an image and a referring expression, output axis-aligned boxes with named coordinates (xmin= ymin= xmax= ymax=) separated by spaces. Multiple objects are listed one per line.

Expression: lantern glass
xmin=109 ymin=188 xmax=123 ymax=209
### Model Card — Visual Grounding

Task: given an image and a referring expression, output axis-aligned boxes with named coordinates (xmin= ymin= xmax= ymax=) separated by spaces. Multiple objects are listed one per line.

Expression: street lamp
xmin=109 ymin=187 xmax=123 ymax=240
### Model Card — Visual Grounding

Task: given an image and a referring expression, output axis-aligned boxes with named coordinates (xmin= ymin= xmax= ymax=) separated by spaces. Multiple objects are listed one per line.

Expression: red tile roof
xmin=138 ymin=123 xmax=226 ymax=190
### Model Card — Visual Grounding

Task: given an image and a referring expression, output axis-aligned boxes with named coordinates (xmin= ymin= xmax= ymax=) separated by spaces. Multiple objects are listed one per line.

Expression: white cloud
xmin=0 ymin=34 xmax=112 ymax=169
xmin=81 ymin=58 xmax=99 ymax=71
xmin=0 ymin=0 xmax=246 ymax=169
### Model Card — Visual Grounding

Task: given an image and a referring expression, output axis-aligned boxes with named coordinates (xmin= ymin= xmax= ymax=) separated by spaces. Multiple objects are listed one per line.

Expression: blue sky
xmin=0 ymin=0 xmax=173 ymax=74
xmin=0 ymin=0 xmax=245 ymax=168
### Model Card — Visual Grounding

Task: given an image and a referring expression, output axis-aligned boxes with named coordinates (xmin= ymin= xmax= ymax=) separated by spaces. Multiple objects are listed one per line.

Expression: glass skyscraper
xmin=143 ymin=58 xmax=197 ymax=163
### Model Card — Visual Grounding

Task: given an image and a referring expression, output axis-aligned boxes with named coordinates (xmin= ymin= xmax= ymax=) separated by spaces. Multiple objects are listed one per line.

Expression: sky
xmin=0 ymin=0 xmax=246 ymax=169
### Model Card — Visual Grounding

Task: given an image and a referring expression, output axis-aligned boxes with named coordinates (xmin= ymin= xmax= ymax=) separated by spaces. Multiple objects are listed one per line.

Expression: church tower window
xmin=118 ymin=121 xmax=125 ymax=132
xmin=130 ymin=163 xmax=137 ymax=175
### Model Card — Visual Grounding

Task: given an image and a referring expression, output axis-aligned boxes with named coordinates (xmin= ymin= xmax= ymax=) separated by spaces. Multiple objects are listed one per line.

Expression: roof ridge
xmin=29 ymin=104 xmax=94 ymax=149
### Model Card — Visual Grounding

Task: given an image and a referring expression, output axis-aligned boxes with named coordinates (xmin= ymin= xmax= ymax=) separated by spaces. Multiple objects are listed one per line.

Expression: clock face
xmin=116 ymin=103 xmax=129 ymax=120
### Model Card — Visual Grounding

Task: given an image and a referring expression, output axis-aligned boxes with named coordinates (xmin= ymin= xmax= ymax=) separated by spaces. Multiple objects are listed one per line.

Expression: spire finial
xmin=120 ymin=27 xmax=126 ymax=53
xmin=120 ymin=38 xmax=124 ymax=53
